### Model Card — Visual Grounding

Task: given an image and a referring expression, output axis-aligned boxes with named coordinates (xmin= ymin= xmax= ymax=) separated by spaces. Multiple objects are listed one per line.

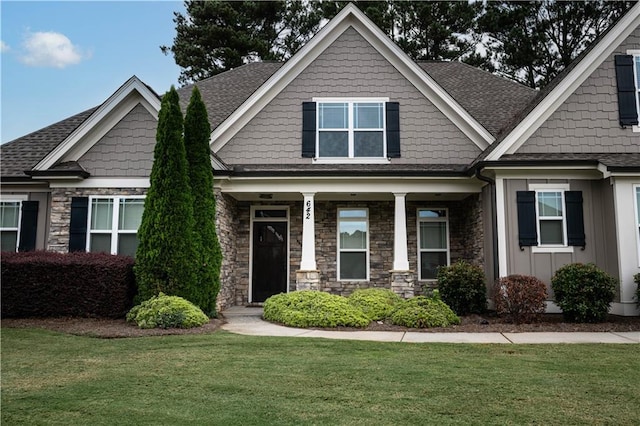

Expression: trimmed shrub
xmin=551 ymin=263 xmax=616 ymax=323
xmin=126 ymin=293 xmax=209 ymax=329
xmin=389 ymin=294 xmax=460 ymax=328
xmin=493 ymin=275 xmax=547 ymax=324
xmin=1 ymin=251 xmax=135 ymax=318
xmin=263 ymin=291 xmax=370 ymax=328
xmin=635 ymin=273 xmax=640 ymax=307
xmin=348 ymin=288 xmax=402 ymax=321
xmin=436 ymin=260 xmax=487 ymax=315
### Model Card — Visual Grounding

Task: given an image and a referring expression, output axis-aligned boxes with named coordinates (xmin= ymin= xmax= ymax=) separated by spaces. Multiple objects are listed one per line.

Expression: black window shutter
xmin=516 ymin=191 xmax=537 ymax=249
xmin=565 ymin=191 xmax=586 ymax=249
xmin=614 ymin=55 xmax=639 ymax=127
xmin=386 ymin=102 xmax=400 ymax=158
xmin=18 ymin=201 xmax=38 ymax=252
xmin=69 ymin=197 xmax=89 ymax=252
xmin=302 ymin=102 xmax=316 ymax=158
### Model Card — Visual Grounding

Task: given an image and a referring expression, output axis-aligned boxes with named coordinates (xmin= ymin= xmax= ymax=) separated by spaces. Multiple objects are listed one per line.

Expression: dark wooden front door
xmin=252 ymin=222 xmax=287 ymax=302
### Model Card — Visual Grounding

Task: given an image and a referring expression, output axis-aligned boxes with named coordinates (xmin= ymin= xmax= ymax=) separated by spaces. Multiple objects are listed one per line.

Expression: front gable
xmin=514 ymin=26 xmax=640 ymax=155
xmin=33 ymin=76 xmax=160 ymax=174
xmin=78 ymin=104 xmax=157 ymax=177
xmin=211 ymin=4 xmax=492 ymax=167
xmin=218 ymin=27 xmax=482 ymax=166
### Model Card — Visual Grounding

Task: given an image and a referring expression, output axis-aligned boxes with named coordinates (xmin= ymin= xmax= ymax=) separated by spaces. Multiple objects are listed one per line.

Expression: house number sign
xmin=305 ymin=200 xmax=312 ymax=220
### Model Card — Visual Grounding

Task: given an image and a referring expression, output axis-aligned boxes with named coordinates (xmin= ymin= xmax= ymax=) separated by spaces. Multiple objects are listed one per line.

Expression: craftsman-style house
xmin=2 ymin=3 xmax=639 ymax=315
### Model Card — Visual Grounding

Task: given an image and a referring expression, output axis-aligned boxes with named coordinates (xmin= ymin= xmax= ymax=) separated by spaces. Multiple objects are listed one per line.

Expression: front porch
xmin=213 ymin=175 xmax=487 ymax=310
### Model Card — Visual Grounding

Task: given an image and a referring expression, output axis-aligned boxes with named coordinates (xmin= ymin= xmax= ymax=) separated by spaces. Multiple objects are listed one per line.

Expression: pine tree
xmin=134 ymin=86 xmax=199 ymax=303
xmin=183 ymin=86 xmax=222 ymax=316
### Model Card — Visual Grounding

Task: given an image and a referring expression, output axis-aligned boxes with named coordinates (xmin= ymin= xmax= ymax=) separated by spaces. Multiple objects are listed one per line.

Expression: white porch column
xmin=393 ymin=192 xmax=410 ymax=271
xmin=300 ymin=192 xmax=317 ymax=270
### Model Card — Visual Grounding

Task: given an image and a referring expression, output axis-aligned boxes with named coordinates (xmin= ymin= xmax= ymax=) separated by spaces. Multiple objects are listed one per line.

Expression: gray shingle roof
xmin=177 ymin=61 xmax=284 ymax=130
xmin=1 ymin=107 xmax=98 ymax=178
xmin=499 ymin=153 xmax=640 ymax=170
xmin=418 ymin=61 xmax=538 ymax=137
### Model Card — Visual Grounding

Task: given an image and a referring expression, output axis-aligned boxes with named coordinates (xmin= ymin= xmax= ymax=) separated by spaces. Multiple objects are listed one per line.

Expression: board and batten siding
xmin=515 ymin=27 xmax=640 ymax=154
xmin=217 ymin=27 xmax=481 ymax=165
xmin=78 ymin=104 xmax=157 ymax=177
xmin=503 ymin=179 xmax=620 ymax=301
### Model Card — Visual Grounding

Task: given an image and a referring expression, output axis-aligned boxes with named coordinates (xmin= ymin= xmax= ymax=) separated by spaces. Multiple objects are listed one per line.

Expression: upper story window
xmin=1 ymin=201 xmax=22 ymax=252
xmin=318 ymin=101 xmax=385 ymax=158
xmin=88 ymin=196 xmax=144 ymax=257
xmin=301 ymin=99 xmax=400 ymax=163
xmin=615 ymin=52 xmax=640 ymax=131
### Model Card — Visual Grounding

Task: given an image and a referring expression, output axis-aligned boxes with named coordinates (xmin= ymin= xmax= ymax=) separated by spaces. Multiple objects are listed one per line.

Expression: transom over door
xmin=251 ymin=221 xmax=287 ymax=302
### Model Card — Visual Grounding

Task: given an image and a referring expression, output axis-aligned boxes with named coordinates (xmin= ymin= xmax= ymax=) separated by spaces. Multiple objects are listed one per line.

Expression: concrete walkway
xmin=221 ymin=306 xmax=640 ymax=344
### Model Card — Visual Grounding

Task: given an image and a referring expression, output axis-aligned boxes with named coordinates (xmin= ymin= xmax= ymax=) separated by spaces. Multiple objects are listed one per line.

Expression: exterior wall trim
xmin=49 ymin=178 xmax=150 ymax=189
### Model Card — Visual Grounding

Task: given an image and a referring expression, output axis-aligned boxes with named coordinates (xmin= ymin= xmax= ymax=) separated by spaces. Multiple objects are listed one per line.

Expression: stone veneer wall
xmin=214 ymin=190 xmax=240 ymax=311
xmin=47 ymin=188 xmax=147 ymax=252
xmin=226 ymin=195 xmax=484 ymax=304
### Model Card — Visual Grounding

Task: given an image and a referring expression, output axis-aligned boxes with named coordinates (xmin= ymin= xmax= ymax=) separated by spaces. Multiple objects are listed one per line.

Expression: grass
xmin=2 ymin=328 xmax=639 ymax=425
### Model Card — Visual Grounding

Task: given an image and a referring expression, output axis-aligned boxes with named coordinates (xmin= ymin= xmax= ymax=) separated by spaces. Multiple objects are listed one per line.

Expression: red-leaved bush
xmin=493 ymin=275 xmax=547 ymax=324
xmin=1 ymin=251 xmax=136 ymax=318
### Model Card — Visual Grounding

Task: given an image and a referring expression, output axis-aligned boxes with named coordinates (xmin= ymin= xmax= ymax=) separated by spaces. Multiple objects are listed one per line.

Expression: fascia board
xmin=485 ymin=3 xmax=640 ymax=161
xmin=34 ymin=77 xmax=161 ymax=171
xmin=210 ymin=4 xmax=493 ymax=153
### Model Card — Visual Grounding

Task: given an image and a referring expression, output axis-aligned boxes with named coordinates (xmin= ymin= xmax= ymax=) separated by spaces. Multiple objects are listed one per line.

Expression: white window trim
xmin=248 ymin=206 xmax=290 ymax=303
xmin=627 ymin=49 xmax=640 ymax=133
xmin=417 ymin=208 xmax=450 ymax=281
xmin=313 ymin=97 xmax=390 ymax=162
xmin=529 ymin=183 xmax=574 ymax=254
xmin=86 ymin=195 xmax=145 ymax=255
xmin=634 ymin=184 xmax=640 ymax=267
xmin=337 ymin=208 xmax=369 ymax=281
xmin=0 ymin=195 xmax=28 ymax=252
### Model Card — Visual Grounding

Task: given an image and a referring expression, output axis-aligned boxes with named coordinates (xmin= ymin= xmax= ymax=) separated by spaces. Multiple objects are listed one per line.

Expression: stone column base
xmin=390 ymin=270 xmax=415 ymax=299
xmin=296 ymin=270 xmax=320 ymax=291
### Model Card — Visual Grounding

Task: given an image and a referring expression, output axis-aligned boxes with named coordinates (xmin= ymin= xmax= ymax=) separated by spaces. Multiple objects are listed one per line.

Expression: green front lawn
xmin=2 ymin=328 xmax=638 ymax=425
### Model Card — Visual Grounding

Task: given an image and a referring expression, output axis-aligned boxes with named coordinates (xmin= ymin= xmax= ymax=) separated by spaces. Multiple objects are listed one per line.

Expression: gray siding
xmin=504 ymin=178 xmax=619 ymax=298
xmin=218 ymin=27 xmax=480 ymax=165
xmin=516 ymin=27 xmax=640 ymax=154
xmin=79 ymin=104 xmax=156 ymax=177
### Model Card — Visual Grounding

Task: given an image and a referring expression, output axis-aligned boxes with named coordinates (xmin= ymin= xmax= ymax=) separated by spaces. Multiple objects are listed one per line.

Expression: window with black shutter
xmin=301 ymin=99 xmax=400 ymax=160
xmin=69 ymin=197 xmax=89 ymax=252
xmin=614 ymin=54 xmax=640 ymax=127
xmin=18 ymin=201 xmax=38 ymax=252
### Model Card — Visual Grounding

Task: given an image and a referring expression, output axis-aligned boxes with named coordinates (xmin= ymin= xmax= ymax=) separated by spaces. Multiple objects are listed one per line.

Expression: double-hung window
xmin=535 ymin=191 xmax=566 ymax=246
xmin=338 ymin=209 xmax=368 ymax=280
xmin=0 ymin=201 xmax=22 ymax=252
xmin=88 ymin=196 xmax=144 ymax=257
xmin=615 ymin=52 xmax=640 ymax=130
xmin=417 ymin=209 xmax=449 ymax=280
xmin=317 ymin=99 xmax=387 ymax=159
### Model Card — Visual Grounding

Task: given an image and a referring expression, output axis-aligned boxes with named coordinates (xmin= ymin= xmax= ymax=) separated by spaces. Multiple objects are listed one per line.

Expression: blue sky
xmin=1 ymin=1 xmax=186 ymax=143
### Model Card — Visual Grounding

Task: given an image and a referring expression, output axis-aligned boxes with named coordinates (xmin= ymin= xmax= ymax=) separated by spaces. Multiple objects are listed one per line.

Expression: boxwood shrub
xmin=551 ymin=263 xmax=616 ymax=323
xmin=436 ymin=260 xmax=487 ymax=315
xmin=389 ymin=295 xmax=460 ymax=328
xmin=263 ymin=291 xmax=370 ymax=328
xmin=348 ymin=288 xmax=401 ymax=321
xmin=126 ymin=293 xmax=209 ymax=329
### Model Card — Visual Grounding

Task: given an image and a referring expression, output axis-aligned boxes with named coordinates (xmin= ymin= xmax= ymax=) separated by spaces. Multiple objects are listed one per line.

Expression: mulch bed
xmin=2 ymin=313 xmax=639 ymax=338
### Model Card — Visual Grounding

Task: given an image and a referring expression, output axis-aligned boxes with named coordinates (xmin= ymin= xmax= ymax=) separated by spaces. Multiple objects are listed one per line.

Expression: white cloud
xmin=20 ymin=31 xmax=85 ymax=68
xmin=0 ymin=41 xmax=9 ymax=53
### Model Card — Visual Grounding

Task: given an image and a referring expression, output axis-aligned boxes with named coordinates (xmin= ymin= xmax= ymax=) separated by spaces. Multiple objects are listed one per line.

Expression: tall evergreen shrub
xmin=134 ymin=86 xmax=198 ymax=302
xmin=184 ymin=86 xmax=222 ymax=316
